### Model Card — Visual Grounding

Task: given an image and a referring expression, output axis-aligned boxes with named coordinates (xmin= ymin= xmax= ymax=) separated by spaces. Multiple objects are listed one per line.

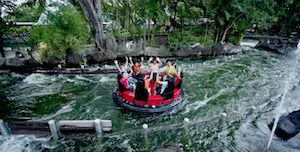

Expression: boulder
xmin=212 ymin=42 xmax=242 ymax=56
xmin=212 ymin=42 xmax=226 ymax=55
xmin=132 ymin=38 xmax=144 ymax=54
xmin=225 ymin=43 xmax=242 ymax=54
xmin=92 ymin=50 xmax=116 ymax=63
xmin=106 ymin=33 xmax=118 ymax=54
xmin=42 ymin=56 xmax=61 ymax=68
xmin=199 ymin=45 xmax=212 ymax=56
xmin=65 ymin=48 xmax=82 ymax=68
xmin=5 ymin=57 xmax=26 ymax=67
xmin=0 ymin=57 xmax=6 ymax=67
xmin=173 ymin=46 xmax=200 ymax=57
xmin=25 ymin=58 xmax=41 ymax=68
xmin=116 ymin=39 xmax=145 ymax=57
xmin=268 ymin=117 xmax=298 ymax=141
xmin=85 ymin=54 xmax=97 ymax=64
xmin=268 ymin=109 xmax=300 ymax=140
xmin=287 ymin=110 xmax=300 ymax=129
xmin=144 ymin=46 xmax=173 ymax=57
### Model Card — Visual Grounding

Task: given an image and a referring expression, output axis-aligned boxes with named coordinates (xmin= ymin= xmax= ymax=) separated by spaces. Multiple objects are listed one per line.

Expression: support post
xmin=0 ymin=119 xmax=11 ymax=137
xmin=184 ymin=118 xmax=189 ymax=126
xmin=48 ymin=120 xmax=60 ymax=140
xmin=81 ymin=65 xmax=85 ymax=75
xmin=221 ymin=113 xmax=227 ymax=122
xmin=95 ymin=119 xmax=103 ymax=137
xmin=142 ymin=124 xmax=148 ymax=134
xmin=58 ymin=64 xmax=62 ymax=74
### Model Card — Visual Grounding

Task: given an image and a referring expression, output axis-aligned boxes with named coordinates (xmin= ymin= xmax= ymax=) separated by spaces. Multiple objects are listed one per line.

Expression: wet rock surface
xmin=268 ymin=109 xmax=300 ymax=140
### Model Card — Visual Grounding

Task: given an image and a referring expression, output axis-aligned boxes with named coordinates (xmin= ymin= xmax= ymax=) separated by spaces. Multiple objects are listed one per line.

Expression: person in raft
xmin=147 ymin=57 xmax=162 ymax=80
xmin=144 ymin=68 xmax=154 ymax=95
xmin=114 ymin=57 xmax=137 ymax=85
xmin=155 ymin=71 xmax=168 ymax=95
xmin=121 ymin=70 xmax=136 ymax=93
xmin=174 ymin=66 xmax=183 ymax=89
xmin=163 ymin=60 xmax=175 ymax=77
xmin=129 ymin=56 xmax=144 ymax=77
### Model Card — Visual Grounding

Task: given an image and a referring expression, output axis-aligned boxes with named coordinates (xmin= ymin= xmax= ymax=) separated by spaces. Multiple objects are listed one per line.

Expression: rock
xmin=106 ymin=33 xmax=118 ymax=54
xmin=85 ymin=54 xmax=97 ymax=64
xmin=269 ymin=117 xmax=298 ymax=141
xmin=212 ymin=42 xmax=242 ymax=56
xmin=173 ymin=46 xmax=199 ymax=57
xmin=116 ymin=39 xmax=144 ymax=57
xmin=65 ymin=48 xmax=82 ymax=68
xmin=5 ymin=58 xmax=26 ymax=67
xmin=268 ymin=109 xmax=300 ymax=140
xmin=154 ymin=143 xmax=182 ymax=152
xmin=225 ymin=43 xmax=242 ymax=54
xmin=42 ymin=56 xmax=61 ymax=68
xmin=132 ymin=38 xmax=144 ymax=54
xmin=287 ymin=110 xmax=300 ymax=129
xmin=199 ymin=45 xmax=212 ymax=56
xmin=25 ymin=58 xmax=41 ymax=68
xmin=92 ymin=50 xmax=116 ymax=63
xmin=0 ymin=57 xmax=6 ymax=67
xmin=190 ymin=43 xmax=202 ymax=48
xmin=144 ymin=46 xmax=173 ymax=57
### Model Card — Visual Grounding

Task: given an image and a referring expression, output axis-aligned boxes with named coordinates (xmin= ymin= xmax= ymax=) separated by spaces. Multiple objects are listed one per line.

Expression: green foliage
xmin=7 ymin=3 xmax=43 ymax=22
xmin=29 ymin=4 xmax=90 ymax=59
xmin=168 ymin=30 xmax=197 ymax=51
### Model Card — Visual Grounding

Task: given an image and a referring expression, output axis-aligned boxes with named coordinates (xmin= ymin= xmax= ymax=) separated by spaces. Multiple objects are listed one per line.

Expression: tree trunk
xmin=204 ymin=21 xmax=209 ymax=43
xmin=147 ymin=20 xmax=151 ymax=45
xmin=215 ymin=28 xmax=219 ymax=44
xmin=220 ymin=13 xmax=245 ymax=43
xmin=0 ymin=10 xmax=6 ymax=57
xmin=77 ymin=0 xmax=104 ymax=49
xmin=143 ymin=0 xmax=146 ymax=49
xmin=125 ymin=5 xmax=129 ymax=46
xmin=117 ymin=7 xmax=121 ymax=45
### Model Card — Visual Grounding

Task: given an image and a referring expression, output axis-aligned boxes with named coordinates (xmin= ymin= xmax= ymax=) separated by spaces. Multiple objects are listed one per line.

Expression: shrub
xmin=29 ymin=3 xmax=90 ymax=59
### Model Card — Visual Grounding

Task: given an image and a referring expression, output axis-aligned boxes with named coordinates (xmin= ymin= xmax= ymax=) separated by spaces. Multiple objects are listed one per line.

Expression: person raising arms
xmin=114 ymin=57 xmax=137 ymax=85
xmin=129 ymin=56 xmax=144 ymax=77
xmin=147 ymin=57 xmax=162 ymax=80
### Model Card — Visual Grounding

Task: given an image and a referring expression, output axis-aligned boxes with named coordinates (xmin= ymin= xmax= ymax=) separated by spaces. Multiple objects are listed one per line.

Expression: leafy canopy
xmin=29 ymin=2 xmax=90 ymax=59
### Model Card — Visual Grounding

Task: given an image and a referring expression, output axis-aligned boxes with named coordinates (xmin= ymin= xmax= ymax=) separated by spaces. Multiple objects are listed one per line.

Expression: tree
xmin=0 ymin=0 xmax=17 ymax=57
xmin=77 ymin=0 xmax=104 ymax=50
xmin=28 ymin=2 xmax=90 ymax=60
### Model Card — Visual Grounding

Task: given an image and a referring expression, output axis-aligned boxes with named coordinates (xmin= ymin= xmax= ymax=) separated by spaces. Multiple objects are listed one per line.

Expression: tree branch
xmin=220 ymin=13 xmax=245 ymax=43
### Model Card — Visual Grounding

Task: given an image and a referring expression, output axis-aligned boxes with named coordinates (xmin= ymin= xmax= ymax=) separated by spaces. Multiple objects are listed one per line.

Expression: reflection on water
xmin=1 ymin=41 xmax=300 ymax=151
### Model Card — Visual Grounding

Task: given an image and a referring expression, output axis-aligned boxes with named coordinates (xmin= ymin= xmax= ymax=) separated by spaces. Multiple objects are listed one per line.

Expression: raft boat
xmin=113 ymin=72 xmax=184 ymax=114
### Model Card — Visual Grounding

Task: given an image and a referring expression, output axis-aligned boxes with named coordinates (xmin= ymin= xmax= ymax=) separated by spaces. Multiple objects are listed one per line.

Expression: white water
xmin=0 ymin=135 xmax=55 ymax=152
xmin=267 ymin=40 xmax=300 ymax=149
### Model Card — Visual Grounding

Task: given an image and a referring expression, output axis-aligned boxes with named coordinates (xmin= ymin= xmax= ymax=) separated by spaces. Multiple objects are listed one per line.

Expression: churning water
xmin=1 ymin=40 xmax=300 ymax=151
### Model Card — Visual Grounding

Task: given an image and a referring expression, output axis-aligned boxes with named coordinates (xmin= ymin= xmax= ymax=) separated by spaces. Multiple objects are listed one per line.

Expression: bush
xmin=167 ymin=30 xmax=197 ymax=51
xmin=29 ymin=3 xmax=90 ymax=60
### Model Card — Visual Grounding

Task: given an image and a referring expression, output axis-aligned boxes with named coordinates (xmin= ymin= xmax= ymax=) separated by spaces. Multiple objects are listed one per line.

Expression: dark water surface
xmin=1 ymin=40 xmax=300 ymax=151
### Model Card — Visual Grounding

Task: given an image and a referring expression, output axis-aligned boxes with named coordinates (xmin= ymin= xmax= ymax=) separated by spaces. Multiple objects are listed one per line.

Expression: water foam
xmin=36 ymin=100 xmax=75 ymax=121
xmin=0 ymin=135 xmax=55 ymax=152
xmin=267 ymin=40 xmax=300 ymax=149
xmin=23 ymin=74 xmax=49 ymax=84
